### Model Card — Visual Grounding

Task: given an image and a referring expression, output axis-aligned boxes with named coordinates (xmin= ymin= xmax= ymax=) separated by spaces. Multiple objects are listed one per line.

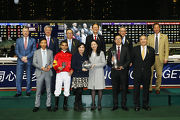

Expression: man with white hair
xmin=118 ymin=26 xmax=133 ymax=94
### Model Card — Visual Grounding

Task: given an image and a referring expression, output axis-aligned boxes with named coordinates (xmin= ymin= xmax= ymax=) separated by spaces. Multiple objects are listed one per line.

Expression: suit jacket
xmin=123 ymin=36 xmax=133 ymax=61
xmin=15 ymin=37 xmax=36 ymax=65
xmin=63 ymin=39 xmax=81 ymax=55
xmin=71 ymin=52 xmax=89 ymax=77
xmin=46 ymin=37 xmax=60 ymax=56
xmin=148 ymin=33 xmax=169 ymax=63
xmin=85 ymin=34 xmax=106 ymax=56
xmin=33 ymin=49 xmax=53 ymax=78
xmin=107 ymin=45 xmax=130 ymax=70
xmin=113 ymin=36 xmax=133 ymax=55
xmin=132 ymin=45 xmax=155 ymax=77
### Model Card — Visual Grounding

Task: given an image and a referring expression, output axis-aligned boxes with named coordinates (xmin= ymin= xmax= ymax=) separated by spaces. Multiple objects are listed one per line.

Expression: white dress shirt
xmin=67 ymin=39 xmax=72 ymax=51
xmin=41 ymin=48 xmax=47 ymax=67
xmin=116 ymin=45 xmax=122 ymax=53
xmin=122 ymin=36 xmax=126 ymax=45
xmin=93 ymin=34 xmax=98 ymax=40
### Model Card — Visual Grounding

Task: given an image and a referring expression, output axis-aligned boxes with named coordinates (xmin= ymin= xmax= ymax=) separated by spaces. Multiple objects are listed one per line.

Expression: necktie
xmin=117 ymin=46 xmax=120 ymax=61
xmin=42 ymin=51 xmax=47 ymax=67
xmin=68 ymin=40 xmax=72 ymax=51
xmin=155 ymin=34 xmax=158 ymax=54
xmin=47 ymin=37 xmax=50 ymax=47
xmin=142 ymin=46 xmax=145 ymax=60
xmin=94 ymin=35 xmax=97 ymax=40
xmin=24 ymin=37 xmax=27 ymax=49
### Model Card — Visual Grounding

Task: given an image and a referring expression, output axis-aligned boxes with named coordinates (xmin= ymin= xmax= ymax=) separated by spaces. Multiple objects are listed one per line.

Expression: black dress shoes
xmin=122 ymin=106 xmax=129 ymax=111
xmin=149 ymin=90 xmax=153 ymax=93
xmin=47 ymin=106 xmax=52 ymax=112
xmin=14 ymin=94 xmax=22 ymax=97
xmin=53 ymin=106 xmax=58 ymax=112
xmin=98 ymin=105 xmax=102 ymax=111
xmin=91 ymin=105 xmax=96 ymax=111
xmin=127 ymin=90 xmax=131 ymax=94
xmin=134 ymin=107 xmax=140 ymax=111
xmin=26 ymin=93 xmax=31 ymax=96
xmin=155 ymin=90 xmax=160 ymax=94
xmin=32 ymin=107 xmax=39 ymax=112
xmin=143 ymin=106 xmax=151 ymax=111
xmin=111 ymin=106 xmax=118 ymax=111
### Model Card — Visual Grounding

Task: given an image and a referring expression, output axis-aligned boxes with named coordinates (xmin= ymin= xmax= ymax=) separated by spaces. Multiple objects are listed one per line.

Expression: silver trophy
xmin=62 ymin=62 xmax=66 ymax=68
xmin=111 ymin=51 xmax=118 ymax=69
xmin=82 ymin=60 xmax=92 ymax=70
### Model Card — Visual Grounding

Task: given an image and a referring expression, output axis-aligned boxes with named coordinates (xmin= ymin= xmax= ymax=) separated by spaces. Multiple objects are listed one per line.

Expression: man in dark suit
xmin=15 ymin=27 xmax=36 ymax=97
xmin=44 ymin=25 xmax=59 ymax=56
xmin=119 ymin=27 xmax=133 ymax=93
xmin=107 ymin=34 xmax=130 ymax=111
xmin=85 ymin=24 xmax=106 ymax=56
xmin=63 ymin=29 xmax=81 ymax=55
xmin=132 ymin=35 xmax=155 ymax=111
xmin=43 ymin=25 xmax=59 ymax=93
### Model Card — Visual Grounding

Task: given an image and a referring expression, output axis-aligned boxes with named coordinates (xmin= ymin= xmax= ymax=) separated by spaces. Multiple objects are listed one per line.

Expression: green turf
xmin=0 ymin=89 xmax=180 ymax=120
xmin=0 ymin=106 xmax=180 ymax=120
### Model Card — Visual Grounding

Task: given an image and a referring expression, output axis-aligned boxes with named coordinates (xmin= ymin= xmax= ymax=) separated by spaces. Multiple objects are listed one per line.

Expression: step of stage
xmin=0 ymin=89 xmax=180 ymax=109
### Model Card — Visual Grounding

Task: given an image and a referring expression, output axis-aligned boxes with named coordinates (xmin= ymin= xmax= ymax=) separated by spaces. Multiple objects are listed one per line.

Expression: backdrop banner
xmin=0 ymin=63 xmax=180 ymax=88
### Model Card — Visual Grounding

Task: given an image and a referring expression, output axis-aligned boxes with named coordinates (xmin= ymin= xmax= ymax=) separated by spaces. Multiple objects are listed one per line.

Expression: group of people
xmin=14 ymin=23 xmax=169 ymax=112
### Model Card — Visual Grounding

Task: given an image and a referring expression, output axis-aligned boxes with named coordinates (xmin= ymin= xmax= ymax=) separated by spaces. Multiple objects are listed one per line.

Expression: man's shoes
xmin=142 ymin=106 xmax=151 ymax=111
xmin=91 ymin=105 xmax=96 ymax=111
xmin=122 ymin=106 xmax=129 ymax=111
xmin=14 ymin=94 xmax=22 ymax=97
xmin=111 ymin=106 xmax=118 ymax=111
xmin=127 ymin=90 xmax=131 ymax=94
xmin=134 ymin=107 xmax=140 ymax=111
xmin=26 ymin=93 xmax=31 ymax=96
xmin=32 ymin=107 xmax=39 ymax=112
xmin=53 ymin=106 xmax=58 ymax=112
xmin=47 ymin=106 xmax=52 ymax=112
xmin=155 ymin=90 xmax=160 ymax=94
xmin=63 ymin=106 xmax=69 ymax=111
xmin=149 ymin=90 xmax=152 ymax=93
xmin=98 ymin=105 xmax=102 ymax=111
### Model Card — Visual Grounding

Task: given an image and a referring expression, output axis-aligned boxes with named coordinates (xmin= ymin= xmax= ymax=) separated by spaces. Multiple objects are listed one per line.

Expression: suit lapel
xmin=151 ymin=34 xmax=155 ymax=48
xmin=144 ymin=47 xmax=149 ymax=61
xmin=46 ymin=49 xmax=49 ymax=65
xmin=21 ymin=37 xmax=25 ymax=50
xmin=91 ymin=35 xmax=94 ymax=41
xmin=159 ymin=34 xmax=163 ymax=49
xmin=49 ymin=37 xmax=54 ymax=48
xmin=38 ymin=49 xmax=43 ymax=67
xmin=138 ymin=46 xmax=144 ymax=61
xmin=27 ymin=37 xmax=31 ymax=50
xmin=70 ymin=39 xmax=75 ymax=52
xmin=120 ymin=46 xmax=124 ymax=59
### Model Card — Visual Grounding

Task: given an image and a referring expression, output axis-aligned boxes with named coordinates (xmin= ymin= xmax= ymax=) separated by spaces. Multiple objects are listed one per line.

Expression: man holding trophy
xmin=107 ymin=34 xmax=130 ymax=111
xmin=32 ymin=38 xmax=54 ymax=112
xmin=53 ymin=41 xmax=73 ymax=111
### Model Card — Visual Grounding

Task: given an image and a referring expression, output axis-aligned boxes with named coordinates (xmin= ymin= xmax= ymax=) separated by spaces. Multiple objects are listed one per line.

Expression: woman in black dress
xmin=71 ymin=43 xmax=89 ymax=111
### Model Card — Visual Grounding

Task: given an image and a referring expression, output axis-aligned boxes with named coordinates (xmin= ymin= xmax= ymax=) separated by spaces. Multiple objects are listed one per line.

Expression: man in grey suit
xmin=32 ymin=38 xmax=53 ymax=112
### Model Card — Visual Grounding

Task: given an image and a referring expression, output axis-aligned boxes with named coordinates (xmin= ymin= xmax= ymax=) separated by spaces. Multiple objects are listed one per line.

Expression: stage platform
xmin=0 ymin=89 xmax=180 ymax=120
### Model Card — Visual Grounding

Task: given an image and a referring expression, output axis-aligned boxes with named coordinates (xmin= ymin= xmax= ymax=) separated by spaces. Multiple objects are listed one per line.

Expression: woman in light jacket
xmin=88 ymin=40 xmax=106 ymax=111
